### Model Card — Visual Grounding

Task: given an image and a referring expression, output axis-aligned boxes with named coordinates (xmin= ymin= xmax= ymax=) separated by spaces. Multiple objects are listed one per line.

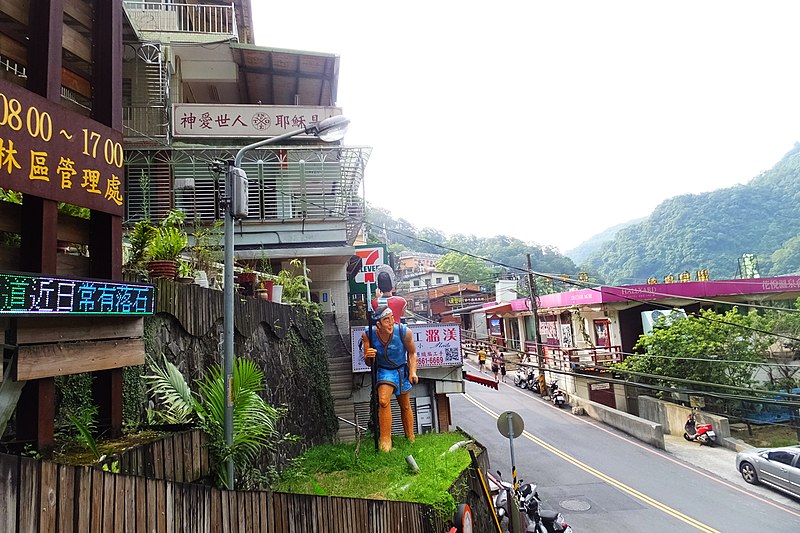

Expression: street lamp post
xmin=221 ymin=115 xmax=349 ymax=488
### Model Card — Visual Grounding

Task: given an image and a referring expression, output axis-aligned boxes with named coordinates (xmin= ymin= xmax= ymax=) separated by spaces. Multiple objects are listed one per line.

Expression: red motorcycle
xmin=683 ymin=410 xmax=716 ymax=446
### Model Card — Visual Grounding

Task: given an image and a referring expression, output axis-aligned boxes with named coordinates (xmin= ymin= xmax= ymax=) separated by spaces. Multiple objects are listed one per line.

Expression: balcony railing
xmin=544 ymin=345 xmax=624 ymax=372
xmin=124 ymin=1 xmax=238 ymax=38
xmin=123 ymin=145 xmax=371 ymax=243
xmin=123 ymin=106 xmax=170 ymax=139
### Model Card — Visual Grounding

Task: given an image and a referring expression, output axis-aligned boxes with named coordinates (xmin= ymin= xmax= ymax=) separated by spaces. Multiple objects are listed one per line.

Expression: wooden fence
xmin=111 ymin=429 xmax=210 ymax=483
xmin=0 ymin=451 xmax=446 ymax=533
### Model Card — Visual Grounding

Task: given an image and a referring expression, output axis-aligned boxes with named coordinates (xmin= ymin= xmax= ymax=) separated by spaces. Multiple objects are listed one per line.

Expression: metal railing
xmin=123 ymin=1 xmax=238 ymax=37
xmin=124 ymin=146 xmax=372 ymax=237
xmin=123 ymin=105 xmax=170 ymax=139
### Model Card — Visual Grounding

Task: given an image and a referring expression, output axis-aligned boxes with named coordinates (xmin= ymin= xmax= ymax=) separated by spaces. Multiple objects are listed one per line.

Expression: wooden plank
xmin=162 ymin=436 xmax=174 ymax=481
xmin=18 ymin=457 xmax=39 ymax=533
xmin=248 ymin=492 xmax=256 ymax=533
xmin=0 ymin=32 xmax=26 ymax=69
xmin=62 ymin=22 xmax=91 ymax=63
xmin=220 ymin=489 xmax=230 ymax=533
xmin=183 ymin=483 xmax=193 ymax=532
xmin=315 ymin=495 xmax=323 ymax=533
xmin=0 ymin=454 xmax=19 ymax=533
xmin=153 ymin=440 xmax=164 ymax=480
xmin=56 ymin=253 xmax=91 ymax=279
xmin=136 ymin=476 xmax=147 ymax=533
xmin=263 ymin=492 xmax=273 ymax=533
xmin=113 ymin=474 xmax=125 ymax=533
xmin=90 ymin=469 xmax=106 ymax=533
xmin=74 ymin=467 xmax=92 ymax=533
xmin=17 ymin=316 xmax=144 ymax=345
xmin=210 ymin=488 xmax=221 ymax=533
xmin=173 ymin=479 xmax=182 ymax=533
xmin=165 ymin=481 xmax=175 ymax=533
xmin=16 ymin=338 xmax=145 ymax=380
xmin=146 ymin=478 xmax=157 ymax=533
xmin=259 ymin=492 xmax=268 ymax=533
xmin=237 ymin=490 xmax=246 ymax=533
xmin=124 ymin=476 xmax=136 ymax=533
xmin=57 ymin=464 xmax=76 ymax=533
xmin=156 ymin=478 xmax=167 ymax=533
xmin=182 ymin=432 xmax=194 ymax=481
xmin=191 ymin=430 xmax=201 ymax=482
xmin=200 ymin=432 xmax=209 ymax=478
xmin=277 ymin=493 xmax=287 ymax=533
xmin=65 ymin=0 xmax=93 ymax=27
xmin=39 ymin=461 xmax=58 ymax=532
xmin=173 ymin=434 xmax=184 ymax=483
xmin=227 ymin=490 xmax=237 ymax=533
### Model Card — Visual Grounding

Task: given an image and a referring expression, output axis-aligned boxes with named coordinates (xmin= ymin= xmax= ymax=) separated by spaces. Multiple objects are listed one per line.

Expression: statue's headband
xmin=375 ymin=307 xmax=393 ymax=320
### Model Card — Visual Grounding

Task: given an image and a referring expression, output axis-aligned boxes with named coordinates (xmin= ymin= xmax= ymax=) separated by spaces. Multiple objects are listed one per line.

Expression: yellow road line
xmin=463 ymin=393 xmax=721 ymax=533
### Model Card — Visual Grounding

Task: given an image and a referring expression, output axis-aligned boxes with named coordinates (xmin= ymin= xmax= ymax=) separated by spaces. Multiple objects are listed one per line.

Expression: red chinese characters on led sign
xmin=0 ymin=80 xmax=124 ymax=215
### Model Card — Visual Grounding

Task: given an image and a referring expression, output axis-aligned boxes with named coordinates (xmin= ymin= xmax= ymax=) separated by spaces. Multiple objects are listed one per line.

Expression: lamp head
xmin=306 ymin=115 xmax=350 ymax=142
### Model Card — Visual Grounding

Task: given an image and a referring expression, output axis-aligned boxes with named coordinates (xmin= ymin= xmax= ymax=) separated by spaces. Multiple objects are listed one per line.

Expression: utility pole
xmin=424 ymin=279 xmax=432 ymax=320
xmin=526 ymin=254 xmax=546 ymax=396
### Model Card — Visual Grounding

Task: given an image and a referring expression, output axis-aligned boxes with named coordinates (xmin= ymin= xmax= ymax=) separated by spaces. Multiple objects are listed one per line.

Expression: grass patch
xmin=276 ymin=431 xmax=476 ymax=519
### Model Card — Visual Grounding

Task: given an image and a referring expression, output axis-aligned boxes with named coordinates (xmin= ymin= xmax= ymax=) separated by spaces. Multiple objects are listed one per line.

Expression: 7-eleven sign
xmin=354 ymin=245 xmax=385 ymax=286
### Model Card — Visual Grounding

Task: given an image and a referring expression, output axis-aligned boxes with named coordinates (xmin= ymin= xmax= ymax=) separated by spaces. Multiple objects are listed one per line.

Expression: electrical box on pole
xmin=228 ymin=166 xmax=249 ymax=219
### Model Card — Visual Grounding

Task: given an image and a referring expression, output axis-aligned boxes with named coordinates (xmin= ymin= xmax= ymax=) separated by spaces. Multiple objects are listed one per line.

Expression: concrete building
xmin=121 ymin=1 xmax=371 ymax=336
xmin=469 ymin=275 xmax=800 ymax=412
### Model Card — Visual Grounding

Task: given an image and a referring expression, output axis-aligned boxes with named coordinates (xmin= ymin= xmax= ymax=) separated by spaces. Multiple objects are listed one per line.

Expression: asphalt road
xmin=451 ymin=366 xmax=800 ymax=532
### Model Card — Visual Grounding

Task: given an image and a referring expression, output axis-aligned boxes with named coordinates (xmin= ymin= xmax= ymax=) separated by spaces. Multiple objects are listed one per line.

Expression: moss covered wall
xmin=141 ymin=281 xmax=336 ymax=471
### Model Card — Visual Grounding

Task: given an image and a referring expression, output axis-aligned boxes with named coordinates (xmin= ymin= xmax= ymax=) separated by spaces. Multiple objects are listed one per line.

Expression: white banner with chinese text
xmin=350 ymin=324 xmax=462 ymax=373
xmin=172 ymin=104 xmax=342 ymax=137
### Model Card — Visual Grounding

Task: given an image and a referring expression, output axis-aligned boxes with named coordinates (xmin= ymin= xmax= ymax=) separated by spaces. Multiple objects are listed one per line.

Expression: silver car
xmin=736 ymin=445 xmax=800 ymax=498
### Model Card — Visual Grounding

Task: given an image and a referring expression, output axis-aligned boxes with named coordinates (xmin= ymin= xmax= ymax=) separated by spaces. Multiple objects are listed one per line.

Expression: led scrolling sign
xmin=0 ymin=272 xmax=154 ymax=316
xmin=0 ymin=80 xmax=124 ymax=216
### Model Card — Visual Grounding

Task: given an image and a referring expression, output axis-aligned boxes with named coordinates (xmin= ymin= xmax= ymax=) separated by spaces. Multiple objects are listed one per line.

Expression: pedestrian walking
xmin=491 ymin=349 xmax=501 ymax=382
xmin=499 ymin=352 xmax=507 ymax=383
xmin=477 ymin=348 xmax=487 ymax=373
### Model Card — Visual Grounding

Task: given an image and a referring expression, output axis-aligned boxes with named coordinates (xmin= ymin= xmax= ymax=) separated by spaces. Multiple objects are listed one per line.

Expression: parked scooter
xmin=683 ymin=410 xmax=716 ymax=446
xmin=514 ymin=367 xmax=537 ymax=389
xmin=528 ymin=374 xmax=541 ymax=394
xmin=550 ymin=380 xmax=566 ymax=408
xmin=485 ymin=470 xmax=514 ymax=523
xmin=490 ymin=470 xmax=573 ymax=533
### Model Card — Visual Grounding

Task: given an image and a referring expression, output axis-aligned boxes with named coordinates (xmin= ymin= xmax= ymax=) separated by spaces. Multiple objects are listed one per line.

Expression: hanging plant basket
xmin=147 ymin=260 xmax=178 ymax=280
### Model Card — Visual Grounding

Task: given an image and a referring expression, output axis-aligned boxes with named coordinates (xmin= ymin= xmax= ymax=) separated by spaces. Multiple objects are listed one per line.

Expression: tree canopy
xmin=365 ymin=203 xmax=579 ymax=279
xmin=615 ymin=308 xmax=768 ymax=390
xmin=435 ymin=252 xmax=497 ymax=285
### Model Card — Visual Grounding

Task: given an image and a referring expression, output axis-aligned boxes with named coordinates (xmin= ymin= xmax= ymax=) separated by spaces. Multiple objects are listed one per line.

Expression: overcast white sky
xmin=252 ymin=1 xmax=800 ymax=253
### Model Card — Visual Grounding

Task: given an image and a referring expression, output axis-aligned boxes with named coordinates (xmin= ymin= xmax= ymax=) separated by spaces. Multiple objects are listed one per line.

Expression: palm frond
xmin=143 ymin=356 xmax=197 ymax=424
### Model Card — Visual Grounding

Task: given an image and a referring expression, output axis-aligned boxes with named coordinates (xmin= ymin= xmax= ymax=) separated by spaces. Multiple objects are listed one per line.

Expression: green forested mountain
xmin=365 ymin=205 xmax=578 ymax=280
xmin=566 ymin=218 xmax=644 ymax=265
xmin=581 ymin=143 xmax=800 ymax=285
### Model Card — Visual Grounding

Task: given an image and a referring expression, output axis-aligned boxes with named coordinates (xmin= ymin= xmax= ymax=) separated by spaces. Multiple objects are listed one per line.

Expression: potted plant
xmin=123 ymin=219 xmax=156 ymax=281
xmin=189 ymin=219 xmax=223 ymax=289
xmin=255 ymin=276 xmax=274 ymax=300
xmin=147 ymin=226 xmax=188 ymax=280
xmin=273 ymin=258 xmax=311 ymax=304
xmin=176 ymin=260 xmax=195 ymax=284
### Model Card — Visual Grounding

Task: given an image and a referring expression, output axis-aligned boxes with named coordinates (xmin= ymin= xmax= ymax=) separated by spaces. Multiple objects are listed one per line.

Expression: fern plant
xmin=144 ymin=355 xmax=283 ymax=489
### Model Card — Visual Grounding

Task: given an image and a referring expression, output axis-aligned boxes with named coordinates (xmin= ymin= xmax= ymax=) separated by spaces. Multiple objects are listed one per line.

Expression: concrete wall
xmin=638 ymin=396 xmax=730 ymax=438
xmin=635 ymin=396 xmax=748 ymax=451
xmin=569 ymin=395 xmax=665 ymax=449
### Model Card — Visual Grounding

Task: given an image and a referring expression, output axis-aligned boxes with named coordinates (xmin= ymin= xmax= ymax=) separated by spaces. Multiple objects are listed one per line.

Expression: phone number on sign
xmin=417 ymin=347 xmax=461 ymax=368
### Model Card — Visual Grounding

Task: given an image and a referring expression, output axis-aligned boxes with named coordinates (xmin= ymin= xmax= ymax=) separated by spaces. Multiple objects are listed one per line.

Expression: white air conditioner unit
xmin=641 ymin=308 xmax=687 ymax=334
